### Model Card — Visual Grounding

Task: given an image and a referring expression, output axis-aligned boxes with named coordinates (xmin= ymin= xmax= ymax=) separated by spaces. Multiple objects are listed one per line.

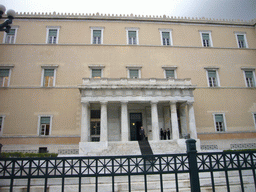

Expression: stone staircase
xmin=1 ymin=170 xmax=255 ymax=191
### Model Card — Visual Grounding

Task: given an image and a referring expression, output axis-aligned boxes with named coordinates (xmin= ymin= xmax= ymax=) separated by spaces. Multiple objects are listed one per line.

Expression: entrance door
xmin=130 ymin=113 xmax=142 ymax=141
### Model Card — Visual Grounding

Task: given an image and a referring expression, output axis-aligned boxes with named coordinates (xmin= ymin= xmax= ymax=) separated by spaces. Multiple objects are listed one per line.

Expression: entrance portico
xmin=79 ymin=78 xmax=198 ymax=155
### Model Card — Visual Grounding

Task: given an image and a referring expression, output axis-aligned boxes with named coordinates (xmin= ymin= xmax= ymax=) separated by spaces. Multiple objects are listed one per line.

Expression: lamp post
xmin=0 ymin=4 xmax=15 ymax=33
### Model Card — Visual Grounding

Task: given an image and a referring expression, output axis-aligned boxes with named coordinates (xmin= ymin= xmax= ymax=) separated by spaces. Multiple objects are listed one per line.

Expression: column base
xmin=79 ymin=141 xmax=108 ymax=156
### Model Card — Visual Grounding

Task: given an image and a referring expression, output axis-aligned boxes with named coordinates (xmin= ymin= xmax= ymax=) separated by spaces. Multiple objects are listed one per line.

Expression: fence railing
xmin=0 ymin=139 xmax=255 ymax=192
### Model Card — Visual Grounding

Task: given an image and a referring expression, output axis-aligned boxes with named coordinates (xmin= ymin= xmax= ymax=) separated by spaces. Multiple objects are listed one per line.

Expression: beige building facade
xmin=0 ymin=13 xmax=256 ymax=155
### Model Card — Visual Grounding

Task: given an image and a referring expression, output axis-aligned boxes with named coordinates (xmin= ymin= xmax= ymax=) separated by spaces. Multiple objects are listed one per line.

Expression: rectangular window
xmin=90 ymin=110 xmax=100 ymax=142
xmin=162 ymin=32 xmax=170 ymax=46
xmin=5 ymin=29 xmax=16 ymax=44
xmin=237 ymin=35 xmax=245 ymax=48
xmin=129 ymin=69 xmax=139 ymax=78
xmin=244 ymin=71 xmax=255 ymax=87
xmin=0 ymin=69 xmax=10 ymax=87
xmin=93 ymin=30 xmax=101 ymax=44
xmin=128 ymin=31 xmax=137 ymax=45
xmin=0 ymin=116 xmax=3 ymax=135
xmin=40 ymin=116 xmax=51 ymax=136
xmin=202 ymin=33 xmax=210 ymax=47
xmin=47 ymin=29 xmax=59 ymax=44
xmin=92 ymin=69 xmax=102 ymax=78
xmin=207 ymin=70 xmax=218 ymax=87
xmin=43 ymin=69 xmax=55 ymax=87
xmin=214 ymin=114 xmax=225 ymax=132
xmin=165 ymin=70 xmax=175 ymax=78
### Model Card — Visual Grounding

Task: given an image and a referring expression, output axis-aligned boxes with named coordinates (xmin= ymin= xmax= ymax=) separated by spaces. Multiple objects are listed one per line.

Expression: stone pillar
xmin=179 ymin=103 xmax=188 ymax=138
xmin=187 ymin=101 xmax=197 ymax=139
xmin=81 ymin=102 xmax=90 ymax=142
xmin=151 ymin=101 xmax=159 ymax=141
xmin=121 ymin=101 xmax=129 ymax=142
xmin=100 ymin=101 xmax=108 ymax=142
xmin=170 ymin=101 xmax=179 ymax=140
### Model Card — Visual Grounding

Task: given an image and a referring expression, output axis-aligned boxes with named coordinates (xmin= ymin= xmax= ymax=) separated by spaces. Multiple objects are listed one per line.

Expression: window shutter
xmin=41 ymin=117 xmax=50 ymax=124
xmin=0 ymin=69 xmax=9 ymax=77
xmin=44 ymin=69 xmax=54 ymax=77
xmin=49 ymin=29 xmax=57 ymax=36
xmin=8 ymin=29 xmax=15 ymax=35
xmin=128 ymin=31 xmax=136 ymax=38
xmin=166 ymin=70 xmax=174 ymax=78
xmin=237 ymin=35 xmax=244 ymax=41
xmin=215 ymin=114 xmax=223 ymax=122
xmin=202 ymin=33 xmax=210 ymax=40
xmin=208 ymin=70 xmax=216 ymax=78
xmin=93 ymin=30 xmax=101 ymax=37
xmin=92 ymin=69 xmax=101 ymax=77
xmin=162 ymin=32 xmax=169 ymax=38
xmin=245 ymin=71 xmax=253 ymax=78
xmin=130 ymin=69 xmax=138 ymax=78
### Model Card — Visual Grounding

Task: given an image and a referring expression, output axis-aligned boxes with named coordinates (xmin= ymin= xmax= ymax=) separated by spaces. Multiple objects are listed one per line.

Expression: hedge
xmin=0 ymin=152 xmax=58 ymax=158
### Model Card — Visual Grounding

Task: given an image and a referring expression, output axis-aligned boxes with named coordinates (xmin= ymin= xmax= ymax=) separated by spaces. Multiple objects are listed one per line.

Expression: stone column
xmin=121 ymin=101 xmax=129 ymax=142
xmin=170 ymin=101 xmax=179 ymax=140
xmin=100 ymin=101 xmax=108 ymax=142
xmin=81 ymin=102 xmax=90 ymax=142
xmin=151 ymin=101 xmax=159 ymax=141
xmin=187 ymin=101 xmax=197 ymax=139
xmin=179 ymin=103 xmax=188 ymax=138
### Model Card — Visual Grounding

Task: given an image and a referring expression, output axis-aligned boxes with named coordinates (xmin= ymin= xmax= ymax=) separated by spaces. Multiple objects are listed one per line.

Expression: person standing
xmin=140 ymin=126 xmax=145 ymax=140
xmin=163 ymin=129 xmax=167 ymax=140
xmin=167 ymin=128 xmax=171 ymax=140
xmin=160 ymin=128 xmax=164 ymax=140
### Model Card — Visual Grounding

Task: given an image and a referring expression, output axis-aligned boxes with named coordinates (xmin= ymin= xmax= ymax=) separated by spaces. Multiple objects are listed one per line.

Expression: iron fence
xmin=0 ymin=139 xmax=255 ymax=192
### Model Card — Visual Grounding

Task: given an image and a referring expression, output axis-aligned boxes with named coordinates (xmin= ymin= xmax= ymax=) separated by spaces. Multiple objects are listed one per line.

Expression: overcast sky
xmin=1 ymin=0 xmax=256 ymax=21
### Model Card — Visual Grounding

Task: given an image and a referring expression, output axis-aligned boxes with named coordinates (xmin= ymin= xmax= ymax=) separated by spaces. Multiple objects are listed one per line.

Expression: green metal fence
xmin=0 ymin=139 xmax=255 ymax=192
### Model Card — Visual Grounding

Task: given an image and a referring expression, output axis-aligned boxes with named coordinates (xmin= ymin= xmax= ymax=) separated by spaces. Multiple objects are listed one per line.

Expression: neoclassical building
xmin=0 ymin=12 xmax=255 ymax=155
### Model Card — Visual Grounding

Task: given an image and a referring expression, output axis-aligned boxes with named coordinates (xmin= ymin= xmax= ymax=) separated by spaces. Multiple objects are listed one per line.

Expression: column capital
xmin=170 ymin=100 xmax=178 ymax=105
xmin=151 ymin=100 xmax=158 ymax=105
xmin=81 ymin=102 xmax=90 ymax=106
xmin=100 ymin=101 xmax=108 ymax=105
xmin=187 ymin=101 xmax=194 ymax=105
xmin=121 ymin=101 xmax=129 ymax=104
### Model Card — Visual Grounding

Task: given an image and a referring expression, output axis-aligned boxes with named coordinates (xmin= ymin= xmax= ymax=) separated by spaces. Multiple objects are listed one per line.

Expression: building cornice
xmin=2 ymin=12 xmax=256 ymax=27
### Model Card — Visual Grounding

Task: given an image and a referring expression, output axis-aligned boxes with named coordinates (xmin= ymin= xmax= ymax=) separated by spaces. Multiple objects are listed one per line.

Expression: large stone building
xmin=0 ymin=12 xmax=255 ymax=155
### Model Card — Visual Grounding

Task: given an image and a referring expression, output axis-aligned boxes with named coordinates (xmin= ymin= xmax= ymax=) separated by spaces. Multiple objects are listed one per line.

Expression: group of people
xmin=160 ymin=128 xmax=171 ymax=140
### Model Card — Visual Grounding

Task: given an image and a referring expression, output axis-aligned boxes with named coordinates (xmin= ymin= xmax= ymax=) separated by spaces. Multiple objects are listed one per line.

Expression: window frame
xmin=199 ymin=31 xmax=213 ymax=47
xmin=126 ymin=28 xmax=139 ymax=45
xmin=241 ymin=68 xmax=256 ymax=87
xmin=38 ymin=115 xmax=53 ymax=136
xmin=41 ymin=65 xmax=58 ymax=87
xmin=3 ymin=26 xmax=18 ymax=44
xmin=159 ymin=29 xmax=173 ymax=46
xmin=0 ymin=115 xmax=5 ymax=136
xmin=162 ymin=66 xmax=177 ymax=78
xmin=213 ymin=113 xmax=227 ymax=132
xmin=46 ymin=26 xmax=60 ymax=44
xmin=234 ymin=32 xmax=248 ymax=48
xmin=205 ymin=67 xmax=220 ymax=87
xmin=126 ymin=66 xmax=142 ymax=79
xmin=88 ymin=65 xmax=105 ymax=78
xmin=0 ymin=65 xmax=14 ymax=87
xmin=253 ymin=113 xmax=256 ymax=129
xmin=90 ymin=27 xmax=104 ymax=44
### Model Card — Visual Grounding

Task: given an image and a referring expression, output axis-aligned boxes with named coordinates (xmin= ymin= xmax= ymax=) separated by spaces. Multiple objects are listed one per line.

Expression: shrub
xmin=0 ymin=152 xmax=58 ymax=158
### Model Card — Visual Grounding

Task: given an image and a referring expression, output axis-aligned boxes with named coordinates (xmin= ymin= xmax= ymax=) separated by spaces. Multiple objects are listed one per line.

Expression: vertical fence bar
xmin=79 ymin=158 xmax=82 ymax=192
xmin=159 ymin=157 xmax=163 ymax=192
xmin=95 ymin=158 xmax=98 ymax=192
xmin=237 ymin=153 xmax=244 ymax=192
xmin=144 ymin=156 xmax=148 ymax=192
xmin=174 ymin=155 xmax=179 ymax=192
xmin=10 ymin=159 xmax=15 ymax=192
xmin=44 ymin=159 xmax=49 ymax=192
xmin=223 ymin=153 xmax=230 ymax=192
xmin=186 ymin=139 xmax=201 ymax=192
xmin=112 ymin=157 xmax=115 ymax=192
xmin=128 ymin=157 xmax=131 ymax=192
xmin=62 ymin=159 xmax=65 ymax=192
xmin=27 ymin=159 xmax=32 ymax=192
xmin=249 ymin=152 xmax=256 ymax=189
xmin=209 ymin=155 xmax=215 ymax=192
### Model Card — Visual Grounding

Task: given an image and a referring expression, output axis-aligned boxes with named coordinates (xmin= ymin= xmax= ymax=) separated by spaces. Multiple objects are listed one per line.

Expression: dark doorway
xmin=130 ymin=113 xmax=142 ymax=141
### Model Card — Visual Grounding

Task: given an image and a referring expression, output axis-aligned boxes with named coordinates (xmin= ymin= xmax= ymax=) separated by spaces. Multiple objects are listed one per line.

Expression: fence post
xmin=186 ymin=139 xmax=200 ymax=192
